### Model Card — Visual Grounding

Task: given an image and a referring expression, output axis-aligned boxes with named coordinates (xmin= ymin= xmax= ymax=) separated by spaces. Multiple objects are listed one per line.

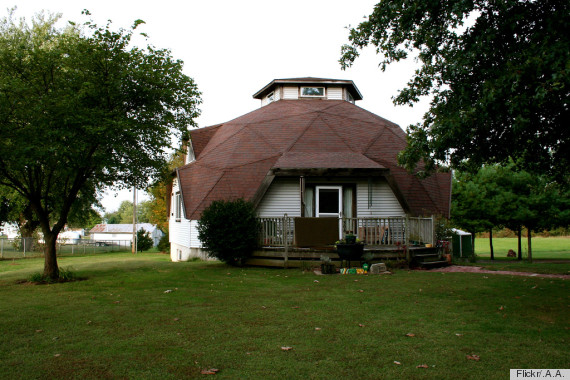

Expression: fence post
xmin=23 ymin=237 xmax=26 ymax=257
xmin=1 ymin=238 xmax=3 ymax=258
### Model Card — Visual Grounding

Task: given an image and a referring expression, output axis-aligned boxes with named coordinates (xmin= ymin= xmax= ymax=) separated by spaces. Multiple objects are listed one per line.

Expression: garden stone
xmin=369 ymin=263 xmax=387 ymax=274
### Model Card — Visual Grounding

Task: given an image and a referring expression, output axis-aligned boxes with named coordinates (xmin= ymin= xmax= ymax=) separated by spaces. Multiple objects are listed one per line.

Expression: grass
xmin=1 ymin=252 xmax=568 ymax=379
xmin=473 ymin=236 xmax=570 ymax=260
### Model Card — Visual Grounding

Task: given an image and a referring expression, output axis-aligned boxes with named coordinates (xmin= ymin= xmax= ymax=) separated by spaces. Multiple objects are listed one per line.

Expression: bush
xmin=136 ymin=229 xmax=154 ymax=252
xmin=197 ymin=199 xmax=260 ymax=266
xmin=157 ymin=231 xmax=170 ymax=253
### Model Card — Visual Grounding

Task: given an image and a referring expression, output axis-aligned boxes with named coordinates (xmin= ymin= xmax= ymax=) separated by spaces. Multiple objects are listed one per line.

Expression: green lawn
xmin=474 ymin=237 xmax=570 ymax=260
xmin=1 ymin=253 xmax=568 ymax=379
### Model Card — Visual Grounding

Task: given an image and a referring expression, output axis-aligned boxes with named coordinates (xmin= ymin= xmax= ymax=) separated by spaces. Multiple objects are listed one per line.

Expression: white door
xmin=316 ymin=186 xmax=343 ymax=237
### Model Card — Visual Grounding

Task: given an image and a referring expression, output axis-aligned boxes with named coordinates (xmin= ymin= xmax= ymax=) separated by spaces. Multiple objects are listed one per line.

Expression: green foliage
xmin=136 ymin=229 xmax=153 ymax=252
xmin=453 ymin=165 xmax=569 ymax=234
xmin=0 ymin=10 xmax=201 ymax=279
xmin=197 ymin=199 xmax=260 ymax=266
xmin=157 ymin=231 xmax=170 ymax=253
xmin=105 ymin=200 xmax=152 ymax=224
xmin=341 ymin=0 xmax=569 ymax=180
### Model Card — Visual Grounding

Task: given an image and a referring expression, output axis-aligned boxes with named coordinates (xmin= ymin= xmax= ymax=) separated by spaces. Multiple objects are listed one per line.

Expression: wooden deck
xmin=246 ymin=245 xmax=439 ymax=268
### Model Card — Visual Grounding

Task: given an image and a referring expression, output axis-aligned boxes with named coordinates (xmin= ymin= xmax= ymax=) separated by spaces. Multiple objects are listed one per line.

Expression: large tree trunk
xmin=527 ymin=228 xmax=532 ymax=263
xmin=517 ymin=227 xmax=522 ymax=260
xmin=489 ymin=229 xmax=494 ymax=260
xmin=43 ymin=232 xmax=59 ymax=280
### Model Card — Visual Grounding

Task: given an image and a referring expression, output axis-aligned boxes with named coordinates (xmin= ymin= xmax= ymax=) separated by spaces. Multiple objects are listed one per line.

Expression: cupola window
xmin=301 ymin=87 xmax=325 ymax=97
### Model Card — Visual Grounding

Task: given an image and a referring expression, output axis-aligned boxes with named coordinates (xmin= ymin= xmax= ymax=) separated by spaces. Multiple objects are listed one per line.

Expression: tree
xmin=135 ymin=228 xmax=153 ymax=252
xmin=452 ymin=164 xmax=569 ymax=261
xmin=0 ymin=10 xmax=201 ymax=279
xmin=147 ymin=152 xmax=185 ymax=232
xmin=197 ymin=199 xmax=260 ymax=266
xmin=340 ymin=0 xmax=569 ymax=180
xmin=104 ymin=200 xmax=151 ymax=224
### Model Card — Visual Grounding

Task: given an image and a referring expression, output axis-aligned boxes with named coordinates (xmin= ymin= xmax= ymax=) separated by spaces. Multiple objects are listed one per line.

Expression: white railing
xmin=257 ymin=216 xmax=434 ymax=247
xmin=259 ymin=216 xmax=294 ymax=247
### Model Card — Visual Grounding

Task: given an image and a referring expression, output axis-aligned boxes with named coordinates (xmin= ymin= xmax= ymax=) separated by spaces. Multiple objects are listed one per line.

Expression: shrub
xmin=157 ymin=231 xmax=170 ymax=253
xmin=197 ymin=199 xmax=260 ymax=266
xmin=136 ymin=229 xmax=154 ymax=252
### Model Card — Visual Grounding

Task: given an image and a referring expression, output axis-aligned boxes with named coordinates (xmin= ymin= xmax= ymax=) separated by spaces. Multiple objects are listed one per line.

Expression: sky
xmin=3 ymin=0 xmax=430 ymax=213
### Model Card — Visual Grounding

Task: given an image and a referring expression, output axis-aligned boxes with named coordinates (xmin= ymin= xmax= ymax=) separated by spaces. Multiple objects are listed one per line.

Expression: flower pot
xmin=335 ymin=244 xmax=364 ymax=262
xmin=321 ymin=263 xmax=336 ymax=274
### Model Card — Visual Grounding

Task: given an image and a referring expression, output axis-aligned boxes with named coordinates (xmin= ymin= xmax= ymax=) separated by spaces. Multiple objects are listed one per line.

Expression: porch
xmin=251 ymin=215 xmax=441 ymax=268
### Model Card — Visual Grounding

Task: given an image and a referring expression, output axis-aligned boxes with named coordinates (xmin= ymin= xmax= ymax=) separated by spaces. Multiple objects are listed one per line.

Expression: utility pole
xmin=132 ymin=187 xmax=137 ymax=254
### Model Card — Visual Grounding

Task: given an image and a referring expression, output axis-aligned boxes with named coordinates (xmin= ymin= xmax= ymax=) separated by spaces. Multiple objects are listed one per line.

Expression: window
xmin=347 ymin=91 xmax=354 ymax=103
xmin=267 ymin=92 xmax=274 ymax=103
xmin=174 ymin=192 xmax=182 ymax=221
xmin=301 ymin=87 xmax=325 ymax=97
xmin=315 ymin=186 xmax=342 ymax=217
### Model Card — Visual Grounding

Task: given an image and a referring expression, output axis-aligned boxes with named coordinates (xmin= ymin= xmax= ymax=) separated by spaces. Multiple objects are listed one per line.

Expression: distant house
xmin=0 ymin=222 xmax=19 ymax=239
xmin=169 ymin=77 xmax=451 ymax=262
xmin=90 ymin=223 xmax=164 ymax=246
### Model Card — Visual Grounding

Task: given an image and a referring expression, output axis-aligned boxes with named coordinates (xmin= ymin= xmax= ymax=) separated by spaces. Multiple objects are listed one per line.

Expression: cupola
xmin=252 ymin=77 xmax=363 ymax=107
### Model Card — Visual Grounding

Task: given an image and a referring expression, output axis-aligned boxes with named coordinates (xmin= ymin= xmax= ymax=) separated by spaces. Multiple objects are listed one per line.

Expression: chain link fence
xmin=0 ymin=238 xmax=132 ymax=259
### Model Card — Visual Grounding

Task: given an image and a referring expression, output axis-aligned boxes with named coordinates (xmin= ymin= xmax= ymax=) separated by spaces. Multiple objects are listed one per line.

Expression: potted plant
xmin=335 ymin=233 xmax=365 ymax=265
xmin=320 ymin=255 xmax=336 ymax=274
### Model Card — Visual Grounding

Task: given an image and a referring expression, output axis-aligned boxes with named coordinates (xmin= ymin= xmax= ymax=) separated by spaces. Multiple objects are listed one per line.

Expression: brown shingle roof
xmin=178 ymin=100 xmax=451 ymax=219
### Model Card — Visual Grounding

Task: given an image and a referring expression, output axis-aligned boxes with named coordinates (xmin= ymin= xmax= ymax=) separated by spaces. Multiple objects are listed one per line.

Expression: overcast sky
xmin=3 ymin=1 xmax=430 ymax=213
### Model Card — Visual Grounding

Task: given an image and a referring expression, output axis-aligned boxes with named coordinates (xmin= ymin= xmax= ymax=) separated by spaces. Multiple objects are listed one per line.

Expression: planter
xmin=320 ymin=263 xmax=336 ymax=274
xmin=335 ymin=244 xmax=364 ymax=262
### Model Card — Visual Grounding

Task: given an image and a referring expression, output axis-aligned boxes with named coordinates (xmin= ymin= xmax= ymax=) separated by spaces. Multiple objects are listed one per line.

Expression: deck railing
xmin=258 ymin=216 xmax=434 ymax=247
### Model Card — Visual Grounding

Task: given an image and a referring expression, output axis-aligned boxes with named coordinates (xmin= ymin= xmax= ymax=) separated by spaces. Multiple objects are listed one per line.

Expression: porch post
xmin=283 ymin=214 xmax=289 ymax=269
xmin=300 ymin=176 xmax=305 ymax=217
xmin=431 ymin=215 xmax=436 ymax=245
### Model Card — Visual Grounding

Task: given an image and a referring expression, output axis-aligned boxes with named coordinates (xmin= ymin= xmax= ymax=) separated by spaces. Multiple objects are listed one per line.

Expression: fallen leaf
xmin=357 ymin=289 xmax=364 ymax=293
xmin=54 ymin=354 xmax=61 ymax=357
xmin=291 ymin=306 xmax=300 ymax=309
xmin=394 ymin=361 xmax=401 ymax=365
xmin=313 ymin=280 xmax=319 ymax=283
xmin=201 ymin=368 xmax=219 ymax=375
xmin=416 ymin=364 xmax=428 ymax=368
xmin=406 ymin=333 xmax=415 ymax=337
xmin=281 ymin=346 xmax=293 ymax=351
xmin=261 ymin=306 xmax=267 ymax=309
xmin=358 ymin=324 xmax=365 ymax=327
xmin=35 ymin=329 xmax=43 ymax=333
xmin=86 ymin=321 xmax=92 ymax=325
xmin=466 ymin=355 xmax=480 ymax=361
xmin=455 ymin=333 xmax=463 ymax=337
xmin=113 ymin=301 xmax=120 ymax=304
xmin=315 ymin=327 xmax=321 ymax=331
xmin=173 ymin=318 xmax=180 ymax=321
xmin=164 ymin=289 xmax=173 ymax=293
xmin=499 ymin=306 xmax=504 ymax=310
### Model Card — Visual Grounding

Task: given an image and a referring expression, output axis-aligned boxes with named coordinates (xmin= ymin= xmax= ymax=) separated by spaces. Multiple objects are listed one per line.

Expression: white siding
xmin=256 ymin=178 xmax=301 ymax=217
xmin=169 ymin=177 xmax=191 ymax=249
xmin=283 ymin=86 xmax=299 ymax=99
xmin=328 ymin=86 xmax=343 ymax=100
xmin=356 ymin=179 xmax=405 ymax=217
